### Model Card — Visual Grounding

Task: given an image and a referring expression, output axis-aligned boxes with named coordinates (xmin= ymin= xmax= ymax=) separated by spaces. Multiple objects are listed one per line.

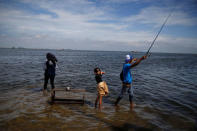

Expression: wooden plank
xmin=51 ymin=98 xmax=85 ymax=104
xmin=54 ymin=88 xmax=86 ymax=92
xmin=49 ymin=88 xmax=86 ymax=105
xmin=53 ymin=98 xmax=84 ymax=101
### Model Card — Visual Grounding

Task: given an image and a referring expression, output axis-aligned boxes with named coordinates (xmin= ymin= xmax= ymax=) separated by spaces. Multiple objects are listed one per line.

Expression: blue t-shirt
xmin=123 ymin=63 xmax=132 ymax=84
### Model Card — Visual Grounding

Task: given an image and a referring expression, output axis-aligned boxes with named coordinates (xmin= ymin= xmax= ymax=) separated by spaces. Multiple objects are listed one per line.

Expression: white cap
xmin=126 ymin=55 xmax=130 ymax=61
xmin=125 ymin=54 xmax=132 ymax=63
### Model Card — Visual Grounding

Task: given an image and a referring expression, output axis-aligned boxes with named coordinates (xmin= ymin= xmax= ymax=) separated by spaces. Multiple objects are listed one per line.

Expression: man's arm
xmin=130 ymin=56 xmax=146 ymax=68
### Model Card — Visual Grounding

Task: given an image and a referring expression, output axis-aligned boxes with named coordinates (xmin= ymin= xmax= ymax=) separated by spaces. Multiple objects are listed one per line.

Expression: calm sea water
xmin=0 ymin=48 xmax=197 ymax=130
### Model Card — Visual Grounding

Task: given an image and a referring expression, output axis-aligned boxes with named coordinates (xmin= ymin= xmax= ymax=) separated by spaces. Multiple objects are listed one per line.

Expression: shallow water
xmin=0 ymin=48 xmax=197 ymax=130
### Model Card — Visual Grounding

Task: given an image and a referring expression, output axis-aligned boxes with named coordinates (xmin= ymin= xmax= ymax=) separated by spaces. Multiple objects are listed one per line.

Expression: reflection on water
xmin=0 ymin=48 xmax=197 ymax=130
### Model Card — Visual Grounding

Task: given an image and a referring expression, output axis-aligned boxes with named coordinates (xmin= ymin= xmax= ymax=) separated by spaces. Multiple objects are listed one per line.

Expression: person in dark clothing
xmin=43 ymin=53 xmax=58 ymax=95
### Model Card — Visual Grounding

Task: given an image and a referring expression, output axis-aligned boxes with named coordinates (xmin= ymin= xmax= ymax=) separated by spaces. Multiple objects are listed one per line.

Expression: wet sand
xmin=0 ymin=87 xmax=195 ymax=131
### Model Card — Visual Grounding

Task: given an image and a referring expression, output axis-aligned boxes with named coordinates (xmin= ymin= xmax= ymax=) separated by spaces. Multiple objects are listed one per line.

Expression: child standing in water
xmin=94 ymin=68 xmax=109 ymax=109
xmin=43 ymin=53 xmax=58 ymax=96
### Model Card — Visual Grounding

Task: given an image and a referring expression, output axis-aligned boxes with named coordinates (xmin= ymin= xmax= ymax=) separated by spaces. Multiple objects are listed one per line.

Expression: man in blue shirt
xmin=115 ymin=54 xmax=146 ymax=109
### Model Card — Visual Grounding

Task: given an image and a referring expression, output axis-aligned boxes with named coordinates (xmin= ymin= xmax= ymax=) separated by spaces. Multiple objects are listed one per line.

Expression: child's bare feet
xmin=43 ymin=89 xmax=48 ymax=96
xmin=51 ymin=89 xmax=55 ymax=98
xmin=130 ymin=102 xmax=135 ymax=110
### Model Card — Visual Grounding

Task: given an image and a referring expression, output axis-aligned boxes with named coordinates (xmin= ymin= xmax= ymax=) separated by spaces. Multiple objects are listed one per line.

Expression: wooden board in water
xmin=50 ymin=97 xmax=85 ymax=104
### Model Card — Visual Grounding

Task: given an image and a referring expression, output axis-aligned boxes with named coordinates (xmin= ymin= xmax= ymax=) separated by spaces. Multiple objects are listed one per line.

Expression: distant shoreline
xmin=0 ymin=47 xmax=196 ymax=55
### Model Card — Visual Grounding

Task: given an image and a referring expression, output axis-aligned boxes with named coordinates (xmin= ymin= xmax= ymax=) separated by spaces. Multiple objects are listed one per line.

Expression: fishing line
xmin=145 ymin=7 xmax=175 ymax=56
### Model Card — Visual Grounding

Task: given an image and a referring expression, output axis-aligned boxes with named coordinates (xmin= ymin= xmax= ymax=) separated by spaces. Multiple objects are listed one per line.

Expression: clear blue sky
xmin=0 ymin=0 xmax=197 ymax=53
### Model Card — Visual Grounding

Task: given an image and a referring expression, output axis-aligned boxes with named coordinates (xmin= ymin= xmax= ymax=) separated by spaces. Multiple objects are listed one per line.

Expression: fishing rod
xmin=145 ymin=8 xmax=175 ymax=56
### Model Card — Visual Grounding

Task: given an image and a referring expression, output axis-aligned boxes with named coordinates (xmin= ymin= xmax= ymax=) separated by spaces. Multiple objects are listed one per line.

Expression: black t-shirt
xmin=45 ymin=60 xmax=56 ymax=76
xmin=95 ymin=74 xmax=102 ymax=84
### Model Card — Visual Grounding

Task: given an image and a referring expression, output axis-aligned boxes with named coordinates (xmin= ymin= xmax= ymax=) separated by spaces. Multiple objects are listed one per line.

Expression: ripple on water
xmin=0 ymin=49 xmax=197 ymax=130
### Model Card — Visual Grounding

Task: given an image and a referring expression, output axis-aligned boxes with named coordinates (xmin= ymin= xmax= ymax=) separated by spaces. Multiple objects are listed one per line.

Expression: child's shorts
xmin=97 ymin=81 xmax=109 ymax=96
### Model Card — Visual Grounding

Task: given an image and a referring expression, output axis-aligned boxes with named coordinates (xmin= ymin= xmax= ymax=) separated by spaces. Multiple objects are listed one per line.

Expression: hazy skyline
xmin=0 ymin=0 xmax=197 ymax=53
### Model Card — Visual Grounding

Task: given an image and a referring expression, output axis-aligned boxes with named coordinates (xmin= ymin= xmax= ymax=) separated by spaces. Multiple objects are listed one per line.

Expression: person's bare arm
xmin=130 ymin=56 xmax=146 ymax=68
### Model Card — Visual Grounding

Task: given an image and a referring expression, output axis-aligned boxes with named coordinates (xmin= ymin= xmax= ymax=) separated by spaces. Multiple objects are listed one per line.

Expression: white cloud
xmin=124 ymin=6 xmax=197 ymax=27
xmin=0 ymin=0 xmax=196 ymax=53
